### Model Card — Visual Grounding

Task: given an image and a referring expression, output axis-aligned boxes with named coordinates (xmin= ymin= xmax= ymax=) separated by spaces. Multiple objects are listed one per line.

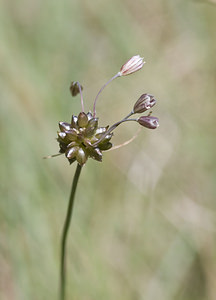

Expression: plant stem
xmin=93 ymin=72 xmax=120 ymax=117
xmin=60 ymin=163 xmax=82 ymax=300
xmin=77 ymin=82 xmax=84 ymax=112
xmin=92 ymin=112 xmax=136 ymax=147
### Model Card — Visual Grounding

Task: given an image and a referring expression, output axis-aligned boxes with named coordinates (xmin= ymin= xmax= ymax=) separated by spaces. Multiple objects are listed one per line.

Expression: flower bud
xmin=87 ymin=118 xmax=98 ymax=129
xmin=133 ymin=94 xmax=156 ymax=113
xmin=71 ymin=115 xmax=78 ymax=129
xmin=138 ymin=116 xmax=159 ymax=129
xmin=70 ymin=81 xmax=83 ymax=97
xmin=76 ymin=148 xmax=87 ymax=165
xmin=66 ymin=146 xmax=79 ymax=159
xmin=119 ymin=55 xmax=145 ymax=76
xmin=77 ymin=112 xmax=88 ymax=127
xmin=65 ymin=129 xmax=78 ymax=140
xmin=85 ymin=118 xmax=98 ymax=137
xmin=89 ymin=147 xmax=102 ymax=162
xmin=87 ymin=112 xmax=93 ymax=121
xmin=95 ymin=127 xmax=108 ymax=136
xmin=98 ymin=142 xmax=112 ymax=151
xmin=59 ymin=122 xmax=71 ymax=132
xmin=58 ymin=132 xmax=66 ymax=140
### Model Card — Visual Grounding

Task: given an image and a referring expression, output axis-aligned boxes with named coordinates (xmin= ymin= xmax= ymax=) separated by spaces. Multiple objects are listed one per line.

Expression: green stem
xmin=60 ymin=163 xmax=82 ymax=300
xmin=92 ymin=113 xmax=136 ymax=147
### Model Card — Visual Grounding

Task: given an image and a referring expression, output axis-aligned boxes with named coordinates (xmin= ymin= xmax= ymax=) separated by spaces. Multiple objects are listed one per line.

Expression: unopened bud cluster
xmin=57 ymin=112 xmax=112 ymax=165
xmin=133 ymin=93 xmax=159 ymax=129
xmin=54 ymin=55 xmax=159 ymax=166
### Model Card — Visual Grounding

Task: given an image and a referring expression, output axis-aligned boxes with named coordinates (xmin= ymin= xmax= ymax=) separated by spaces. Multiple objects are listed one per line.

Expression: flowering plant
xmin=45 ymin=55 xmax=159 ymax=300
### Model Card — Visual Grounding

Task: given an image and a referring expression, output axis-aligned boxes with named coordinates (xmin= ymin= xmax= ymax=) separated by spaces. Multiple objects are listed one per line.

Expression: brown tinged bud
xmin=85 ymin=118 xmax=98 ymax=136
xmin=59 ymin=122 xmax=71 ymax=132
xmin=133 ymin=94 xmax=156 ymax=113
xmin=76 ymin=148 xmax=88 ymax=165
xmin=64 ymin=129 xmax=78 ymax=140
xmin=70 ymin=81 xmax=83 ymax=97
xmin=66 ymin=146 xmax=79 ymax=159
xmin=138 ymin=116 xmax=159 ymax=129
xmin=77 ymin=112 xmax=88 ymax=127
xmin=119 ymin=55 xmax=145 ymax=76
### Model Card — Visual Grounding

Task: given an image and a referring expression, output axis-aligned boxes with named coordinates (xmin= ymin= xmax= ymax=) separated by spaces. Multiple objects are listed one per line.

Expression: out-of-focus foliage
xmin=0 ymin=0 xmax=216 ymax=299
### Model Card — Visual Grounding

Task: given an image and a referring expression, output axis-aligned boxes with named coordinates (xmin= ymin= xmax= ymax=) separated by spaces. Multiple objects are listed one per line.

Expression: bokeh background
xmin=1 ymin=0 xmax=216 ymax=299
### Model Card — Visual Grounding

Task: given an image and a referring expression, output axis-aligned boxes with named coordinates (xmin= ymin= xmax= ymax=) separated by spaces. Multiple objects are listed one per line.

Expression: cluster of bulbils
xmin=57 ymin=112 xmax=113 ymax=165
xmin=56 ymin=55 xmax=159 ymax=166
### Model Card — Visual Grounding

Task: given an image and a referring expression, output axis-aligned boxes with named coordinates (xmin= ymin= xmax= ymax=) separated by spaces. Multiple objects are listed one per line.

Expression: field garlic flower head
xmin=47 ymin=55 xmax=159 ymax=166
xmin=57 ymin=112 xmax=112 ymax=165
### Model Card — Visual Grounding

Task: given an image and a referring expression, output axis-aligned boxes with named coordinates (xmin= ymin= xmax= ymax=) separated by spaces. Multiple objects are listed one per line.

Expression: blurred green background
xmin=1 ymin=0 xmax=216 ymax=299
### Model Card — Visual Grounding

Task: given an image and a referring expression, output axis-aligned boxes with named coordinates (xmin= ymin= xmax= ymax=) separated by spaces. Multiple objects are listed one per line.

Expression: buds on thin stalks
xmin=119 ymin=55 xmax=145 ymax=76
xmin=137 ymin=116 xmax=159 ymax=129
xmin=133 ymin=94 xmax=156 ymax=114
xmin=93 ymin=55 xmax=145 ymax=117
xmin=50 ymin=54 xmax=160 ymax=165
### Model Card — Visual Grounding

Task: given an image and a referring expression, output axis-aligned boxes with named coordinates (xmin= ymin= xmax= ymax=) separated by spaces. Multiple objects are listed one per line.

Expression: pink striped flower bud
xmin=138 ymin=116 xmax=159 ymax=129
xmin=119 ymin=55 xmax=145 ymax=76
xmin=133 ymin=94 xmax=156 ymax=113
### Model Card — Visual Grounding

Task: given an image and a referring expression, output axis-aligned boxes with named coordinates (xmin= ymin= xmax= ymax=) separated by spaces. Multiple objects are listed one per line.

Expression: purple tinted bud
xmin=138 ymin=116 xmax=159 ymax=129
xmin=133 ymin=94 xmax=156 ymax=113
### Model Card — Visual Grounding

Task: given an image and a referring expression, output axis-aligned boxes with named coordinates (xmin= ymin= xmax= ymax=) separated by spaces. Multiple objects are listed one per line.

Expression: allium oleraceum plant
xmin=46 ymin=55 xmax=159 ymax=300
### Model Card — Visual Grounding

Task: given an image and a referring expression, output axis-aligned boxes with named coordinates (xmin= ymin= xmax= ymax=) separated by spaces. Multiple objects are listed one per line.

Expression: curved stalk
xmin=92 ymin=113 xmax=136 ymax=147
xmin=60 ymin=163 xmax=82 ymax=300
xmin=93 ymin=72 xmax=120 ymax=117
xmin=76 ymin=82 xmax=84 ymax=112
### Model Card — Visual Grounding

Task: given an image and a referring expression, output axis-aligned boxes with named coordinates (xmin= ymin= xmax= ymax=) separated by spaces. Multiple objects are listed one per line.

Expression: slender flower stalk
xmin=92 ymin=109 xmax=136 ymax=147
xmin=70 ymin=81 xmax=84 ymax=111
xmin=123 ymin=111 xmax=134 ymax=120
xmin=93 ymin=117 xmax=137 ymax=146
xmin=93 ymin=56 xmax=145 ymax=117
xmin=93 ymin=72 xmax=120 ymax=117
xmin=77 ymin=82 xmax=85 ymax=112
xmin=60 ymin=163 xmax=82 ymax=300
